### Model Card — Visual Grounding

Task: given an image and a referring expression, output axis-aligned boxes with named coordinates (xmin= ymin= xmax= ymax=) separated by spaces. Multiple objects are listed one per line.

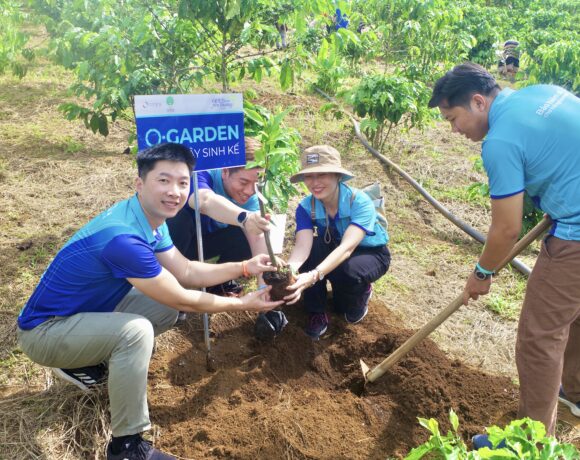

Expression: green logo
xmin=166 ymin=96 xmax=174 ymax=106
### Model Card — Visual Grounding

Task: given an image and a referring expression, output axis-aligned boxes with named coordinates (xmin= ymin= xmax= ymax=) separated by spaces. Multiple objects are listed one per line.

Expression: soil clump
xmin=263 ymin=267 xmax=297 ymax=302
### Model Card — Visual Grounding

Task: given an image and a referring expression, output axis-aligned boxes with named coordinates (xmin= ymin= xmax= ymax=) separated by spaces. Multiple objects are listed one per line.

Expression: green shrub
xmin=405 ymin=410 xmax=580 ymax=460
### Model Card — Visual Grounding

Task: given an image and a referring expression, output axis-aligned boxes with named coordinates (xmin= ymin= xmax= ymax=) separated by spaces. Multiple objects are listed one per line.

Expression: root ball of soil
xmin=263 ymin=267 xmax=296 ymax=302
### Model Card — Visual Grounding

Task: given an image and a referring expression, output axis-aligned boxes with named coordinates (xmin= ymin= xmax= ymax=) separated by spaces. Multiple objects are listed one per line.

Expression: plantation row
xmin=1 ymin=0 xmax=578 ymax=213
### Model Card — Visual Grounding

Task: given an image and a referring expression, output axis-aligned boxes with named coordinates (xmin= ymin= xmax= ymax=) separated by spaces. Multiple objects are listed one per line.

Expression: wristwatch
xmin=314 ymin=268 xmax=325 ymax=281
xmin=473 ymin=265 xmax=493 ymax=281
xmin=237 ymin=211 xmax=248 ymax=227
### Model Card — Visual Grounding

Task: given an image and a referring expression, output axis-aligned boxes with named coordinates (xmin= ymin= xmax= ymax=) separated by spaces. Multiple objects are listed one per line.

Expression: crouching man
xmin=17 ymin=143 xmax=283 ymax=460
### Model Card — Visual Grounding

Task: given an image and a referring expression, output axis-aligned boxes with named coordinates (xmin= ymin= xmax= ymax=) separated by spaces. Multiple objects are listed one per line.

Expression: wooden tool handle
xmin=365 ymin=216 xmax=552 ymax=383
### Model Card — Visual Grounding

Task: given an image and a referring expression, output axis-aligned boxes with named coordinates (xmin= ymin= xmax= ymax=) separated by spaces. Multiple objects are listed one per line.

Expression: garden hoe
xmin=360 ymin=215 xmax=552 ymax=384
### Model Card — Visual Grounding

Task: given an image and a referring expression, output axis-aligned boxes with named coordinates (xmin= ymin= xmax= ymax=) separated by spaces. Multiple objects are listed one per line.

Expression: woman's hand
xmin=283 ymin=270 xmax=318 ymax=305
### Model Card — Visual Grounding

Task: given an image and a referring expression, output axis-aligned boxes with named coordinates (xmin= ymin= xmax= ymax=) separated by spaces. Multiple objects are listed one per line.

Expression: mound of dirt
xmin=148 ymin=296 xmax=517 ymax=459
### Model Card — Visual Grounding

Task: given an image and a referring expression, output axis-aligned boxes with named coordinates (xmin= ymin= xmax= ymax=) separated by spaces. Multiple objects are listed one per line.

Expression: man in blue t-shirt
xmin=17 ymin=143 xmax=282 ymax=460
xmin=167 ymin=137 xmax=270 ymax=295
xmin=429 ymin=62 xmax=580 ymax=446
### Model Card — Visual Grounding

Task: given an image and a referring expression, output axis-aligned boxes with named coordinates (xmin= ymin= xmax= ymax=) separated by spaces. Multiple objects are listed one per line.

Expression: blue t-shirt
xmin=295 ymin=182 xmax=389 ymax=247
xmin=483 ymin=85 xmax=580 ymax=240
xmin=18 ymin=195 xmax=173 ymax=330
xmin=184 ymin=169 xmax=259 ymax=234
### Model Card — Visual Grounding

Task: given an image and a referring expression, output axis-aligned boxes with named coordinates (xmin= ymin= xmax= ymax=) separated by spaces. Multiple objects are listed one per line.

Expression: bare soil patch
xmin=148 ymin=301 xmax=517 ymax=459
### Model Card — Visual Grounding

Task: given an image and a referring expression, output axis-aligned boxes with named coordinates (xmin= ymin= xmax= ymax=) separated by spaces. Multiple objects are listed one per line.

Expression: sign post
xmin=135 ymin=93 xmax=245 ymax=369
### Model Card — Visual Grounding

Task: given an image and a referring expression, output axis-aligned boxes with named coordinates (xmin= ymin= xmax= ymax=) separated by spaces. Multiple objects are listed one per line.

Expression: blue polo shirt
xmin=18 ymin=195 xmax=173 ymax=330
xmin=482 ymin=85 xmax=580 ymax=240
xmin=184 ymin=169 xmax=259 ymax=234
xmin=295 ymin=183 xmax=389 ymax=247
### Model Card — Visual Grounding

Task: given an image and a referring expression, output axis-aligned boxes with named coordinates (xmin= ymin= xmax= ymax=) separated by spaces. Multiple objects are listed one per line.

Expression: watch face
xmin=237 ymin=211 xmax=247 ymax=224
xmin=474 ymin=270 xmax=487 ymax=281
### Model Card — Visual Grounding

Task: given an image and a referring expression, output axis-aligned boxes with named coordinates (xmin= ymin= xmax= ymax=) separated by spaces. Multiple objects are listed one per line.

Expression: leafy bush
xmin=405 ymin=410 xmax=580 ymax=459
xmin=349 ymin=74 xmax=432 ymax=150
xmin=243 ymin=99 xmax=301 ymax=213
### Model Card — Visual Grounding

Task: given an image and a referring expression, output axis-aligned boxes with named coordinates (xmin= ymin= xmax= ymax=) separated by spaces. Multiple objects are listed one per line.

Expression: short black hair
xmin=428 ymin=62 xmax=501 ymax=109
xmin=136 ymin=143 xmax=195 ymax=178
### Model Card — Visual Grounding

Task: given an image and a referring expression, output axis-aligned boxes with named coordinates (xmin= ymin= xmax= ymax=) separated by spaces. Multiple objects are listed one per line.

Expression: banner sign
xmin=134 ymin=93 xmax=245 ymax=171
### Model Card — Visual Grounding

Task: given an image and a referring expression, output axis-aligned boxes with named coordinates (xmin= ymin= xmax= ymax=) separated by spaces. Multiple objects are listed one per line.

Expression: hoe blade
xmin=360 ymin=359 xmax=370 ymax=382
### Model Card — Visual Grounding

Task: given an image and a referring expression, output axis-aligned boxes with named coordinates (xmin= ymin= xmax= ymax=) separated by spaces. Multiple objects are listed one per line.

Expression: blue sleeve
xmin=482 ymin=139 xmax=525 ymax=199
xmin=351 ymin=193 xmax=377 ymax=235
xmin=155 ymin=222 xmax=174 ymax=252
xmin=295 ymin=204 xmax=313 ymax=232
xmin=196 ymin=171 xmax=213 ymax=190
xmin=101 ymin=235 xmax=162 ymax=279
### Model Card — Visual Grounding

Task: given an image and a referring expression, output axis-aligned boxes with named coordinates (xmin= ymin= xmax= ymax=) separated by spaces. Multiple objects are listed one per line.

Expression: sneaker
xmin=472 ymin=434 xmax=506 ymax=450
xmin=207 ymin=280 xmax=243 ymax=297
xmin=107 ymin=435 xmax=175 ymax=460
xmin=344 ymin=285 xmax=372 ymax=324
xmin=559 ymin=385 xmax=580 ymax=417
xmin=305 ymin=313 xmax=329 ymax=339
xmin=255 ymin=311 xmax=288 ymax=341
xmin=52 ymin=363 xmax=107 ymax=391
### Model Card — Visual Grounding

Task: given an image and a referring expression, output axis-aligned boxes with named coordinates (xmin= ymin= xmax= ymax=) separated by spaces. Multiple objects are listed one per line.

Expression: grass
xmin=484 ymin=275 xmax=528 ymax=320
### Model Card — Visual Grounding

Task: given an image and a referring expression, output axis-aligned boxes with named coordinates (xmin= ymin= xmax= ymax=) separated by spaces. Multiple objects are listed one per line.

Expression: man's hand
xmin=243 ymin=212 xmax=270 ymax=235
xmin=239 ymin=286 xmax=284 ymax=312
xmin=283 ymin=271 xmax=318 ymax=305
xmin=246 ymin=254 xmax=279 ymax=276
xmin=462 ymin=272 xmax=492 ymax=306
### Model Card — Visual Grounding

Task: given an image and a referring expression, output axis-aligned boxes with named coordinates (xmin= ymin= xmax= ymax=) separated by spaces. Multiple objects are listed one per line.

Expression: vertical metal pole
xmin=192 ymin=173 xmax=211 ymax=357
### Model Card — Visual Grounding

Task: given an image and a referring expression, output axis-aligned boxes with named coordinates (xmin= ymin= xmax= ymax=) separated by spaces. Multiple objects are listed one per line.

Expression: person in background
xmin=276 ymin=22 xmax=289 ymax=49
xmin=429 ymin=62 xmax=580 ymax=449
xmin=498 ymin=39 xmax=520 ymax=78
xmin=283 ymin=145 xmax=391 ymax=339
xmin=17 ymin=142 xmax=282 ymax=460
xmin=167 ymin=137 xmax=270 ymax=296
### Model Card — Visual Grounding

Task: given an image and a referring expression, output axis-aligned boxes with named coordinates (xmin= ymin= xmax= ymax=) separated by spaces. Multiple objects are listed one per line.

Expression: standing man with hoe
xmin=17 ymin=143 xmax=283 ymax=460
xmin=429 ymin=63 xmax=580 ymax=447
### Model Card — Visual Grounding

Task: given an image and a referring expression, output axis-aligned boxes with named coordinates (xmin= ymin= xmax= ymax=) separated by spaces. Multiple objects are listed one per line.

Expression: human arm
xmin=190 ymin=189 xmax=269 ymax=235
xmin=284 ymin=225 xmax=365 ymax=305
xmin=156 ymin=246 xmax=276 ymax=289
xmin=462 ymin=192 xmax=523 ymax=305
xmin=128 ymin=268 xmax=282 ymax=313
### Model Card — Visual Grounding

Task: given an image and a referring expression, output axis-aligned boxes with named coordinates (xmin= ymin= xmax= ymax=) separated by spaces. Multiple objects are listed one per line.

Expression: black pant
xmin=166 ymin=207 xmax=251 ymax=263
xmin=299 ymin=235 xmax=391 ymax=314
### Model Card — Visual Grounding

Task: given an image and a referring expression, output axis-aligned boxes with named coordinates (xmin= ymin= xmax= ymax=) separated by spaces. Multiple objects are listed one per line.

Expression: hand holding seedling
xmin=243 ymin=212 xmax=271 ymax=235
xmin=239 ymin=286 xmax=284 ymax=312
xmin=284 ymin=271 xmax=318 ymax=305
xmin=245 ymin=254 xmax=280 ymax=276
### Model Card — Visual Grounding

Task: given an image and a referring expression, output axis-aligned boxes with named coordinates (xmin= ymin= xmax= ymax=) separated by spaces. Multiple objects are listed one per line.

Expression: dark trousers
xmin=300 ymin=236 xmax=391 ymax=314
xmin=166 ymin=207 xmax=251 ymax=263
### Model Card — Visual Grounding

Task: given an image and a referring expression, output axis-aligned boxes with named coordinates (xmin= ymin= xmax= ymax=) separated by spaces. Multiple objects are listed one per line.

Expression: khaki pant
xmin=17 ymin=289 xmax=178 ymax=437
xmin=516 ymin=236 xmax=580 ymax=434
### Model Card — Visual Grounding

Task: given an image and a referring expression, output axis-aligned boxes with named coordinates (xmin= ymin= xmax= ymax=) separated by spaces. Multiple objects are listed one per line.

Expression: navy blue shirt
xmin=183 ymin=169 xmax=259 ymax=234
xmin=18 ymin=195 xmax=173 ymax=330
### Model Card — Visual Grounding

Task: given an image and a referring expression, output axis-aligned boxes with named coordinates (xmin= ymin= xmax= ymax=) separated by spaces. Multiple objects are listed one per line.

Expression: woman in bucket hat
xmin=283 ymin=145 xmax=391 ymax=339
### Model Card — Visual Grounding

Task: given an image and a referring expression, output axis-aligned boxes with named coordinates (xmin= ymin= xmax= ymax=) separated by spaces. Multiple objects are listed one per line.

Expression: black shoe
xmin=52 ymin=363 xmax=107 ymax=391
xmin=207 ymin=280 xmax=243 ymax=297
xmin=107 ymin=435 xmax=175 ymax=460
xmin=255 ymin=311 xmax=288 ymax=341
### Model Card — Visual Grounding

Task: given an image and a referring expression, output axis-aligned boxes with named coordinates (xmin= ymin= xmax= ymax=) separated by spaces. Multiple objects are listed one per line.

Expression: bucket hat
xmin=290 ymin=145 xmax=354 ymax=183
